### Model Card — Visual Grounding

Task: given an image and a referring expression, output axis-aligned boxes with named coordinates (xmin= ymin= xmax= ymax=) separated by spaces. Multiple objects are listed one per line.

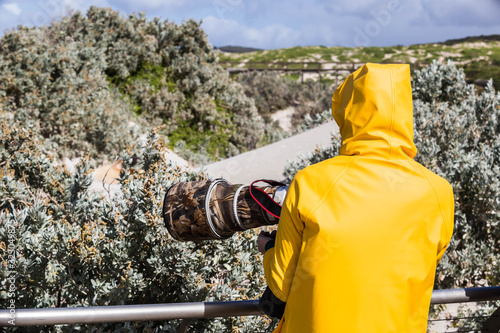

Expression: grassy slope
xmin=217 ymin=36 xmax=500 ymax=89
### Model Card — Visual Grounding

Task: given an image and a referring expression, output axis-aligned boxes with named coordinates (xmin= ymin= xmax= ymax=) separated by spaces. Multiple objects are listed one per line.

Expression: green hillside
xmin=217 ymin=36 xmax=500 ymax=89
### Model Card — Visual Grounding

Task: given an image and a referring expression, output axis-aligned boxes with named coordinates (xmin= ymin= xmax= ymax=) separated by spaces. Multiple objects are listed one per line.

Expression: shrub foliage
xmin=0 ymin=7 xmax=276 ymax=331
xmin=0 ymin=7 xmax=264 ymax=162
xmin=0 ymin=124 xmax=276 ymax=332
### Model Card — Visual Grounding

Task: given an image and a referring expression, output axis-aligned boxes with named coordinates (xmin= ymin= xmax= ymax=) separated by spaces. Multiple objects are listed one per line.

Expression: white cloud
xmin=1 ymin=0 xmax=500 ymax=48
xmin=108 ymin=0 xmax=194 ymax=12
xmin=322 ymin=0 xmax=389 ymax=17
xmin=202 ymin=15 xmax=301 ymax=49
xmin=413 ymin=0 xmax=500 ymax=27
xmin=3 ymin=3 xmax=22 ymax=15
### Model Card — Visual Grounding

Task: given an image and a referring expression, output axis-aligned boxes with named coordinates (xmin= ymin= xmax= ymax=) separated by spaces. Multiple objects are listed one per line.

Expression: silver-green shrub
xmin=0 ymin=7 xmax=264 ymax=163
xmin=283 ymin=60 xmax=500 ymax=328
xmin=0 ymin=25 xmax=139 ymax=161
xmin=293 ymin=110 xmax=334 ymax=134
xmin=413 ymin=61 xmax=500 ymax=330
xmin=0 ymin=123 xmax=276 ymax=332
xmin=236 ymin=71 xmax=295 ymax=117
xmin=0 ymin=9 xmax=276 ymax=331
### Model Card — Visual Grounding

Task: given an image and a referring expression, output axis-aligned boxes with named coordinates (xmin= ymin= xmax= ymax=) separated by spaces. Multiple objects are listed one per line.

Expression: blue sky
xmin=1 ymin=0 xmax=499 ymax=49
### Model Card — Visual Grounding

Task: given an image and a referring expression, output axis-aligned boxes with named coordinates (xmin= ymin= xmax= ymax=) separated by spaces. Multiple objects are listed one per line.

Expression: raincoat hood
xmin=332 ymin=63 xmax=417 ymax=159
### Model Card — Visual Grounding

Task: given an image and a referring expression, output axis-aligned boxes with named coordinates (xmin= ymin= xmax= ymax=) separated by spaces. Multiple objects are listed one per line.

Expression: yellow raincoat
xmin=263 ymin=63 xmax=454 ymax=332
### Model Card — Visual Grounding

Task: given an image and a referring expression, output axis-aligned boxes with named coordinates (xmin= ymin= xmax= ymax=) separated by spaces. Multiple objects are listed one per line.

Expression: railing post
xmin=335 ymin=64 xmax=338 ymax=87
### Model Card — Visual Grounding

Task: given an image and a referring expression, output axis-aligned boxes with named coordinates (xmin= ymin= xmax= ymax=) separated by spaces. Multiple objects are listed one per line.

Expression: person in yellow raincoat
xmin=258 ymin=63 xmax=454 ymax=332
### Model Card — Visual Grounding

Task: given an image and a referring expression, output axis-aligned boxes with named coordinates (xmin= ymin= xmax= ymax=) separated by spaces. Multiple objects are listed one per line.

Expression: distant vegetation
xmin=235 ymin=71 xmax=331 ymax=130
xmin=216 ymin=45 xmax=263 ymax=53
xmin=218 ymin=36 xmax=500 ymax=90
xmin=442 ymin=34 xmax=500 ymax=45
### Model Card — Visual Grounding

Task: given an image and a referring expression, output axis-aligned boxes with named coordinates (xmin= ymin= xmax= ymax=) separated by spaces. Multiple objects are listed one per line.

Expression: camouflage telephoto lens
xmin=162 ymin=178 xmax=287 ymax=241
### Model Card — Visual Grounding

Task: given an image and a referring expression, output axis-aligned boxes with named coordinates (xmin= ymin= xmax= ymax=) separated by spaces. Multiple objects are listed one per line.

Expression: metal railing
xmin=1 ymin=287 xmax=499 ymax=327
xmin=219 ymin=61 xmax=426 ymax=85
xmin=220 ymin=61 xmax=359 ymax=85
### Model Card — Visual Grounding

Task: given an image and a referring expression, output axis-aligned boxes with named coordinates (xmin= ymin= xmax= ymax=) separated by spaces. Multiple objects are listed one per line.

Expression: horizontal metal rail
xmin=1 ymin=287 xmax=499 ymax=327
xmin=0 ymin=300 xmax=262 ymax=327
xmin=219 ymin=61 xmax=426 ymax=72
xmin=431 ymin=286 xmax=500 ymax=304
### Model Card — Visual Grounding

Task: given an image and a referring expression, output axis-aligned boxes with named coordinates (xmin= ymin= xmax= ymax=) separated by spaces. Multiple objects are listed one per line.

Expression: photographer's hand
xmin=258 ymin=230 xmax=276 ymax=254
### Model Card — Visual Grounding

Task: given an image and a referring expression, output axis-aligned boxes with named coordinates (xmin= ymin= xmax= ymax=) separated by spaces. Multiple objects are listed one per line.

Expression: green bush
xmin=0 ymin=25 xmax=139 ymax=161
xmin=0 ymin=7 xmax=265 ymax=163
xmin=235 ymin=71 xmax=333 ymax=131
xmin=235 ymin=71 xmax=293 ymax=116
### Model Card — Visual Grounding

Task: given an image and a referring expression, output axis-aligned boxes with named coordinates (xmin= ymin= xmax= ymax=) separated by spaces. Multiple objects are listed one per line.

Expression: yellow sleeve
xmin=263 ymin=176 xmax=305 ymax=302
xmin=437 ymin=183 xmax=455 ymax=265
